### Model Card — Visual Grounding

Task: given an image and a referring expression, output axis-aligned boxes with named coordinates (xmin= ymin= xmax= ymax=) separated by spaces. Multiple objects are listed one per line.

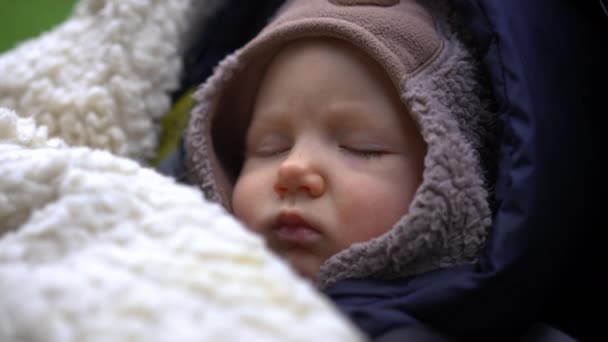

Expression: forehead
xmin=252 ymin=38 xmax=409 ymax=125
xmin=258 ymin=37 xmax=397 ymax=98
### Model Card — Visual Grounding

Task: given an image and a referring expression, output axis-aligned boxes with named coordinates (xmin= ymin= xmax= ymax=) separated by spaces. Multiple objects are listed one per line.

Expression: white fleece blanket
xmin=0 ymin=109 xmax=362 ymax=341
xmin=0 ymin=0 xmax=362 ymax=340
xmin=0 ymin=0 xmax=217 ymax=162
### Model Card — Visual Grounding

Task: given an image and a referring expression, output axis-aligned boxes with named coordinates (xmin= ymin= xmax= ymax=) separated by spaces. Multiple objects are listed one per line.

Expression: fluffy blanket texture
xmin=0 ymin=0 xmax=210 ymax=162
xmin=0 ymin=108 xmax=362 ymax=341
xmin=0 ymin=0 xmax=363 ymax=340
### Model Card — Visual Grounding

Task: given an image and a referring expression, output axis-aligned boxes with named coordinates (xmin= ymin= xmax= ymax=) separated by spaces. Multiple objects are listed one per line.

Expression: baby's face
xmin=232 ymin=38 xmax=426 ymax=279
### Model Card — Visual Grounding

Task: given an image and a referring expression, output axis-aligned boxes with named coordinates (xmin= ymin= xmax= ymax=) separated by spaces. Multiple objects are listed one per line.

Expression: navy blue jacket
xmin=325 ymin=1 xmax=605 ymax=341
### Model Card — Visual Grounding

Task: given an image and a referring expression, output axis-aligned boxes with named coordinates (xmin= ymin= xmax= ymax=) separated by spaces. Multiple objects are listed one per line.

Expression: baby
xmin=231 ymin=37 xmax=427 ymax=280
xmin=187 ymin=0 xmax=495 ymax=296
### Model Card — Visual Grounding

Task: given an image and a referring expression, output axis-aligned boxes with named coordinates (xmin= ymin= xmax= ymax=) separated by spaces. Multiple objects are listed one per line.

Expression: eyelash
xmin=246 ymin=146 xmax=289 ymax=158
xmin=245 ymin=144 xmax=386 ymax=159
xmin=340 ymin=146 xmax=386 ymax=159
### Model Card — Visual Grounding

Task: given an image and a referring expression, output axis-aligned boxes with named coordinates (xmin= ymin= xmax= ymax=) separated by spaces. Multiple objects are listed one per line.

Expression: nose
xmin=274 ymin=150 xmax=325 ymax=199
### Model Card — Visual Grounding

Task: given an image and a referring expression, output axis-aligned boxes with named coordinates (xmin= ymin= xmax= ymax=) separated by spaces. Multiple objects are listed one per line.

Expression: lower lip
xmin=275 ymin=226 xmax=321 ymax=244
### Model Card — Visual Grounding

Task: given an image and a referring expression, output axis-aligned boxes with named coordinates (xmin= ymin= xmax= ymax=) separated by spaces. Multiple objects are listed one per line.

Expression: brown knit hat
xmin=186 ymin=0 xmax=496 ymax=289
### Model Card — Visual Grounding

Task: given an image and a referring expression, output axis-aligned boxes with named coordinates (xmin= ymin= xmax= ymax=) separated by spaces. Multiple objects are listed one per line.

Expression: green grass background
xmin=0 ymin=1 xmax=78 ymax=53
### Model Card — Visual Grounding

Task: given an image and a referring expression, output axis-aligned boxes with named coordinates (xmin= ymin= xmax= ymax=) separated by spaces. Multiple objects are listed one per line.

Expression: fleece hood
xmin=186 ymin=0 xmax=496 ymax=289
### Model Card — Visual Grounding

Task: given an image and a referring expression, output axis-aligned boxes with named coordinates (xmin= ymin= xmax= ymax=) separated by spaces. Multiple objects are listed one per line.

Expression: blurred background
xmin=0 ymin=0 xmax=77 ymax=53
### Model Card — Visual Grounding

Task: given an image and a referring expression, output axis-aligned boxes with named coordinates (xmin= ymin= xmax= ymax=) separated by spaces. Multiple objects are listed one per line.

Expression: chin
xmin=296 ymin=268 xmax=317 ymax=282
xmin=284 ymin=253 xmax=320 ymax=281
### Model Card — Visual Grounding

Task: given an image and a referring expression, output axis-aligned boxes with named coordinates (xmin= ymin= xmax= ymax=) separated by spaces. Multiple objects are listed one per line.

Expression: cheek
xmin=337 ymin=179 xmax=412 ymax=243
xmin=232 ymin=174 xmax=265 ymax=233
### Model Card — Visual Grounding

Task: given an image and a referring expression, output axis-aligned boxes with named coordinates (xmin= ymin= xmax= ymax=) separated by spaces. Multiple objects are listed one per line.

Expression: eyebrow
xmin=246 ymin=108 xmax=292 ymax=139
xmin=325 ymin=104 xmax=394 ymax=132
xmin=250 ymin=106 xmax=293 ymax=123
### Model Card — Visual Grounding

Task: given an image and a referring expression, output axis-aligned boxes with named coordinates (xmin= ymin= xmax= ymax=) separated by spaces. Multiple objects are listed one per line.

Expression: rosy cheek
xmin=338 ymin=185 xmax=406 ymax=243
xmin=232 ymin=182 xmax=258 ymax=231
xmin=233 ymin=168 xmax=278 ymax=235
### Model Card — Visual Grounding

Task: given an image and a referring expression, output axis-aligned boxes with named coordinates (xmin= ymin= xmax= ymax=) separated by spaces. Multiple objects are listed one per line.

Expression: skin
xmin=232 ymin=38 xmax=426 ymax=280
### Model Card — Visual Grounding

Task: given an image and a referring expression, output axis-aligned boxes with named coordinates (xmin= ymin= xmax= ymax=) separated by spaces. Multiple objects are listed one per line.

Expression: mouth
xmin=274 ymin=211 xmax=322 ymax=245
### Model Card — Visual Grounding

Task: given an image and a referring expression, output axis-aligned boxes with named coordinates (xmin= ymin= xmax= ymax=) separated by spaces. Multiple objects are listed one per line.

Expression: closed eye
xmin=246 ymin=145 xmax=290 ymax=158
xmin=339 ymin=145 xmax=387 ymax=159
xmin=245 ymin=132 xmax=291 ymax=158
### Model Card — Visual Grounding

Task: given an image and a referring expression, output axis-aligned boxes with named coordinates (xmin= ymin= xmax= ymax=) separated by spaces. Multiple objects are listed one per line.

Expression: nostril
xmin=275 ymin=155 xmax=325 ymax=198
xmin=274 ymin=177 xmax=325 ymax=199
xmin=274 ymin=184 xmax=288 ymax=198
xmin=304 ymin=174 xmax=325 ymax=197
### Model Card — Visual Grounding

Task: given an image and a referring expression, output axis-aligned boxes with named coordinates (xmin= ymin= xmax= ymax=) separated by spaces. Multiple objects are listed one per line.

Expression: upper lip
xmin=275 ymin=211 xmax=320 ymax=232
